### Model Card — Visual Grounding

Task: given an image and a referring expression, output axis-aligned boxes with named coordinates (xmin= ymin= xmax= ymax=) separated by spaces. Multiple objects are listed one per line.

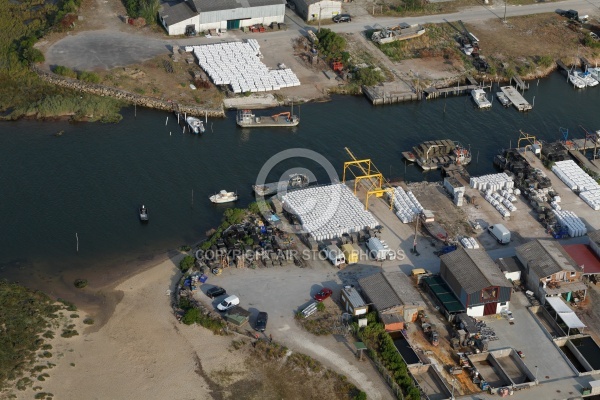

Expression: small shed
xmin=341 ymin=286 xmax=368 ymax=316
xmin=495 ymin=257 xmax=523 ymax=282
xmin=380 ymin=313 xmax=404 ymax=332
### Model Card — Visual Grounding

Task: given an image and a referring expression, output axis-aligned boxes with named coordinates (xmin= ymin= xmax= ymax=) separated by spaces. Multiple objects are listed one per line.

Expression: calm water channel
xmin=1 ymin=72 xmax=599 ymax=291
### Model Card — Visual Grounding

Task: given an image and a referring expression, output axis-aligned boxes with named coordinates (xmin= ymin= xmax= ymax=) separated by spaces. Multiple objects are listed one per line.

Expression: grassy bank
xmin=0 ymin=0 xmax=123 ymax=121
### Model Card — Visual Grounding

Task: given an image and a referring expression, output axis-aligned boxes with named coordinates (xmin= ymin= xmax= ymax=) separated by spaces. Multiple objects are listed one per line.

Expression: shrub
xmin=58 ymin=298 xmax=77 ymax=311
xmin=354 ymin=392 xmax=367 ymax=400
xmin=179 ymin=255 xmax=195 ymax=272
xmin=77 ymin=71 xmax=100 ymax=83
xmin=83 ymin=318 xmax=95 ymax=325
xmin=353 ymin=67 xmax=384 ymax=86
xmin=42 ymin=330 xmax=54 ymax=339
xmin=316 ymin=29 xmax=347 ymax=59
xmin=23 ymin=48 xmax=45 ymax=64
xmin=179 ymin=245 xmax=191 ymax=252
xmin=41 ymin=344 xmax=52 ymax=350
xmin=181 ymin=308 xmax=226 ymax=334
xmin=316 ymin=302 xmax=326 ymax=312
xmin=61 ymin=329 xmax=79 ymax=338
xmin=73 ymin=279 xmax=88 ymax=289
xmin=537 ymin=55 xmax=554 ymax=68
xmin=53 ymin=65 xmax=77 ymax=78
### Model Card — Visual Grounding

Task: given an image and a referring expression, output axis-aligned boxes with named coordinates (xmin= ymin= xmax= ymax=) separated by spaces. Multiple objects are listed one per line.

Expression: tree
xmin=316 ymin=29 xmax=346 ymax=58
xmin=179 ymin=255 xmax=195 ymax=272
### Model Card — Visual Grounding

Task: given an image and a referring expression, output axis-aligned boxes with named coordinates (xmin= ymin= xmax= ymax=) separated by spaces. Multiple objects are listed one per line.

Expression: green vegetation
xmin=316 ymin=29 xmax=347 ymax=60
xmin=354 ymin=392 xmax=367 ymax=400
xmin=537 ymin=55 xmax=554 ymax=68
xmin=53 ymin=65 xmax=77 ymax=78
xmin=73 ymin=278 xmax=88 ymax=289
xmin=179 ymin=255 xmax=195 ymax=272
xmin=179 ymin=245 xmax=192 ymax=252
xmin=316 ymin=302 xmax=326 ymax=312
xmin=0 ymin=0 xmax=124 ymax=121
xmin=353 ymin=67 xmax=385 ymax=86
xmin=583 ymin=34 xmax=600 ymax=49
xmin=83 ymin=317 xmax=95 ymax=325
xmin=61 ymin=329 xmax=79 ymax=338
xmin=77 ymin=71 xmax=100 ymax=83
xmin=0 ymin=281 xmax=63 ymax=389
xmin=122 ymin=0 xmax=159 ymax=23
xmin=180 ymin=307 xmax=226 ymax=334
xmin=357 ymin=312 xmax=420 ymax=400
xmin=201 ymin=206 xmax=256 ymax=250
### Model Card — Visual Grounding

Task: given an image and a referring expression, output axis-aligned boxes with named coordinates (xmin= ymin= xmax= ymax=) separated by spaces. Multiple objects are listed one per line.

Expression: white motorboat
xmin=471 ymin=89 xmax=492 ymax=109
xmin=209 ymin=190 xmax=238 ymax=204
xmin=139 ymin=205 xmax=148 ymax=222
xmin=462 ymin=44 xmax=474 ymax=56
xmin=568 ymin=71 xmax=586 ymax=89
xmin=588 ymin=66 xmax=600 ymax=81
xmin=578 ymin=70 xmax=599 ymax=87
xmin=186 ymin=116 xmax=205 ymax=134
xmin=496 ymin=92 xmax=512 ymax=107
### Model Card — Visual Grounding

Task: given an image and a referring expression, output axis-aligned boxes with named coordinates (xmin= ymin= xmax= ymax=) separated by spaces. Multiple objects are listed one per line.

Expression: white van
xmin=367 ymin=237 xmax=388 ymax=261
xmin=488 ymin=224 xmax=511 ymax=244
xmin=324 ymin=244 xmax=345 ymax=267
xmin=217 ymin=295 xmax=240 ymax=311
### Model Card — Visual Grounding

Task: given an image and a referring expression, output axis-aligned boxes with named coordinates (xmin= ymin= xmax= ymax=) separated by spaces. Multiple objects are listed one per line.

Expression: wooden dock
xmin=564 ymin=138 xmax=600 ymax=151
xmin=423 ymin=85 xmax=478 ymax=99
xmin=510 ymin=75 xmax=529 ymax=91
xmin=500 ymin=86 xmax=532 ymax=112
xmin=568 ymin=150 xmax=600 ymax=176
xmin=556 ymin=59 xmax=570 ymax=74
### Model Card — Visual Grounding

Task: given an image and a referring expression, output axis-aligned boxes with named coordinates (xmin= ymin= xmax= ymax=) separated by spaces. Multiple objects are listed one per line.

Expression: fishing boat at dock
xmin=402 ymin=140 xmax=471 ymax=171
xmin=253 ymin=173 xmax=312 ymax=197
xmin=186 ymin=116 xmax=205 ymax=134
xmin=236 ymin=109 xmax=299 ymax=128
xmin=496 ymin=92 xmax=511 ymax=107
xmin=471 ymin=89 xmax=492 ymax=109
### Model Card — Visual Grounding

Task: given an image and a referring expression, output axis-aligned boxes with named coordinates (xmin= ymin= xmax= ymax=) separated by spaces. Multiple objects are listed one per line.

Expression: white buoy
xmin=170 ymin=132 xmax=172 ymax=136
xmin=165 ymin=116 xmax=168 ymax=125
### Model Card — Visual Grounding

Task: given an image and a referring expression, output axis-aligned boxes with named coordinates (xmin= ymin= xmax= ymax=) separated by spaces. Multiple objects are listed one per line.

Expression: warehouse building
xmin=159 ymin=0 xmax=286 ymax=36
xmin=291 ymin=0 xmax=341 ymax=22
xmin=440 ymin=248 xmax=512 ymax=317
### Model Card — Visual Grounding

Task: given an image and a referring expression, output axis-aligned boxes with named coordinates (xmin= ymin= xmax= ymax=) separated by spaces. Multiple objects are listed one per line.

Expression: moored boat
xmin=569 ymin=70 xmax=586 ymax=89
xmin=253 ymin=173 xmax=311 ymax=197
xmin=577 ymin=70 xmax=599 ymax=87
xmin=403 ymin=140 xmax=472 ymax=171
xmin=209 ymin=190 xmax=238 ymax=204
xmin=236 ymin=109 xmax=299 ymax=128
xmin=186 ymin=116 xmax=205 ymax=134
xmin=496 ymin=92 xmax=512 ymax=107
xmin=471 ymin=89 xmax=492 ymax=109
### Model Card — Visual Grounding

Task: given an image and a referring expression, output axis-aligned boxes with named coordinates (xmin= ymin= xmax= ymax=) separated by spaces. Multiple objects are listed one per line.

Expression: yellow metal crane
xmin=343 ymin=147 xmax=395 ymax=210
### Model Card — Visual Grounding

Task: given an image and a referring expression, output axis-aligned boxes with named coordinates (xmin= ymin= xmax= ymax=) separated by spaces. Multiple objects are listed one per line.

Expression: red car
xmin=314 ymin=288 xmax=333 ymax=302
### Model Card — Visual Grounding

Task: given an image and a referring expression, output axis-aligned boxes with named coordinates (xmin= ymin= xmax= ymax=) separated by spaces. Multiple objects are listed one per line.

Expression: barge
xmin=236 ymin=109 xmax=299 ymax=128
xmin=253 ymin=173 xmax=311 ymax=197
xmin=402 ymin=140 xmax=471 ymax=171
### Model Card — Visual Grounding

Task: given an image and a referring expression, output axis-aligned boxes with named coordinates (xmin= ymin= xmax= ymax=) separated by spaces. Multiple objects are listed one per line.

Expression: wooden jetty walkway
xmin=500 ymin=86 xmax=532 ymax=112
xmin=556 ymin=59 xmax=571 ymax=74
xmin=564 ymin=137 xmax=600 ymax=151
xmin=510 ymin=75 xmax=529 ymax=91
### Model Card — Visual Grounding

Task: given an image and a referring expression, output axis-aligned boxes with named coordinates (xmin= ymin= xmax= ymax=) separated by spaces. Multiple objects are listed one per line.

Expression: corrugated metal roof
xmin=295 ymin=0 xmax=342 ymax=6
xmin=495 ymin=257 xmax=523 ymax=273
xmin=588 ymin=229 xmax=600 ymax=247
xmin=342 ymin=287 xmax=366 ymax=309
xmin=160 ymin=1 xmax=197 ymax=25
xmin=441 ymin=248 xmax=511 ymax=294
xmin=383 ymin=271 xmax=425 ymax=307
xmin=192 ymin=0 xmax=284 ymax=12
xmin=358 ymin=273 xmax=402 ymax=312
xmin=516 ymin=240 xmax=581 ymax=279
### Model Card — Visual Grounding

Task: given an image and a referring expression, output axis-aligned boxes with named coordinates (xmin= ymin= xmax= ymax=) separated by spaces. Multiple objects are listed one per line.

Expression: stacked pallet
xmin=552 ymin=209 xmax=587 ymax=237
xmin=552 ymin=160 xmax=600 ymax=210
xmin=388 ymin=187 xmax=424 ymax=223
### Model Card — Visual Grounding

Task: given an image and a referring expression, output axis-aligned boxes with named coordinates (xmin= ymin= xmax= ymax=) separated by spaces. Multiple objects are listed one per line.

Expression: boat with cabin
xmin=209 ymin=190 xmax=238 ymax=204
xmin=402 ymin=140 xmax=471 ymax=171
xmin=496 ymin=92 xmax=512 ymax=107
xmin=139 ymin=205 xmax=148 ymax=222
xmin=252 ymin=173 xmax=311 ymax=197
xmin=569 ymin=70 xmax=586 ymax=89
xmin=186 ymin=116 xmax=205 ymax=134
xmin=576 ymin=70 xmax=599 ymax=87
xmin=471 ymin=89 xmax=492 ymax=109
xmin=236 ymin=107 xmax=299 ymax=128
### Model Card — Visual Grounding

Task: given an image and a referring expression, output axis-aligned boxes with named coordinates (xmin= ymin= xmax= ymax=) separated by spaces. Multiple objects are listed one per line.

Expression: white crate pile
xmin=470 ymin=173 xmax=516 ymax=217
xmin=460 ymin=237 xmax=480 ymax=249
xmin=388 ymin=187 xmax=424 ymax=223
xmin=282 ymin=183 xmax=379 ymax=240
xmin=552 ymin=209 xmax=587 ymax=237
xmin=191 ymin=40 xmax=300 ymax=94
xmin=552 ymin=160 xmax=600 ymax=210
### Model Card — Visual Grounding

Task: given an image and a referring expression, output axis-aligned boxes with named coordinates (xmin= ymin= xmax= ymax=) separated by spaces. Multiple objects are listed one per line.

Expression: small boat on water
xmin=402 ymin=140 xmax=471 ymax=171
xmin=577 ymin=70 xmax=599 ymax=87
xmin=471 ymin=89 xmax=492 ymax=109
xmin=496 ymin=92 xmax=512 ymax=107
xmin=568 ymin=70 xmax=586 ymax=89
xmin=139 ymin=205 xmax=149 ymax=222
xmin=186 ymin=116 xmax=205 ymax=134
xmin=253 ymin=173 xmax=311 ymax=197
xmin=588 ymin=66 xmax=600 ymax=81
xmin=236 ymin=109 xmax=299 ymax=128
xmin=209 ymin=190 xmax=238 ymax=204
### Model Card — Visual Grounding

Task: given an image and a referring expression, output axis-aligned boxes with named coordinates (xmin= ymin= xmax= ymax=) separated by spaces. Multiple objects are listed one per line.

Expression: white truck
xmin=323 ymin=244 xmax=345 ymax=267
xmin=367 ymin=237 xmax=388 ymax=261
xmin=488 ymin=223 xmax=511 ymax=244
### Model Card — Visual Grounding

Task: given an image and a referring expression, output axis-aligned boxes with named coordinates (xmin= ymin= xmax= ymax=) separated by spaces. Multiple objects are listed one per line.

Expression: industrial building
xmin=515 ymin=239 xmax=586 ymax=304
xmin=440 ymin=248 xmax=512 ymax=317
xmin=340 ymin=286 xmax=368 ymax=316
xmin=358 ymin=271 xmax=425 ymax=330
xmin=290 ymin=0 xmax=341 ymax=21
xmin=159 ymin=0 xmax=286 ymax=36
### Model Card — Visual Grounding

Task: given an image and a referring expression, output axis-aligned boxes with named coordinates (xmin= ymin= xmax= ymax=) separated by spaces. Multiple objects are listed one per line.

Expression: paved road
xmin=45 ymin=0 xmax=600 ymax=70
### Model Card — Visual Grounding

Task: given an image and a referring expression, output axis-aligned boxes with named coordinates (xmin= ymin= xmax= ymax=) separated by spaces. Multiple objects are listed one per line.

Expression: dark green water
xmin=1 ymin=72 xmax=599 ymax=290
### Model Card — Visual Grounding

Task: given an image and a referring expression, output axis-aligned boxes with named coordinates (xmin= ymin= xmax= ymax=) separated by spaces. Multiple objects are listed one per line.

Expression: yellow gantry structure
xmin=518 ymin=130 xmax=539 ymax=150
xmin=343 ymin=147 xmax=395 ymax=210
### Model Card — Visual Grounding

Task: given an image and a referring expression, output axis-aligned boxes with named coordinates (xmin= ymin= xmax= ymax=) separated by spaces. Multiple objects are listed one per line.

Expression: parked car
xmin=206 ymin=286 xmax=226 ymax=299
xmin=314 ymin=287 xmax=333 ymax=302
xmin=333 ymin=14 xmax=351 ymax=23
xmin=517 ymin=350 xmax=524 ymax=358
xmin=255 ymin=311 xmax=268 ymax=332
xmin=217 ymin=295 xmax=239 ymax=311
xmin=501 ymin=310 xmax=514 ymax=321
